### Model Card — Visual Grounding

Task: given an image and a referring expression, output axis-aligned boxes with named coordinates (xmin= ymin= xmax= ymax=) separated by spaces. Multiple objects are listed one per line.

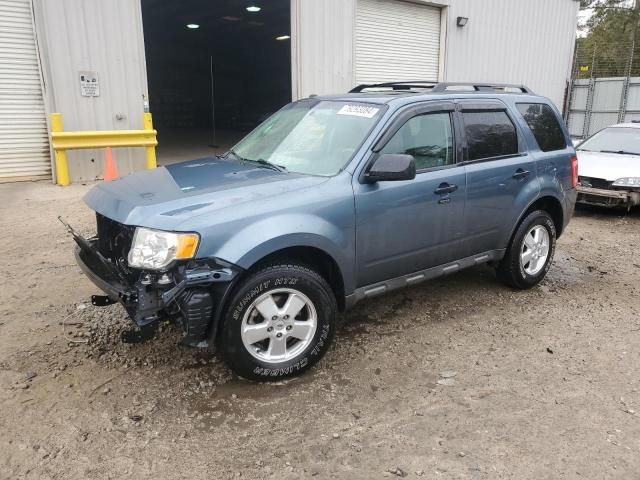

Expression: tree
xmin=576 ymin=0 xmax=640 ymax=77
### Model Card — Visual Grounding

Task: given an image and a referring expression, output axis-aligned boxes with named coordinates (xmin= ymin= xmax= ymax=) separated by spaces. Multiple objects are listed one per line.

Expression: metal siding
xmin=568 ymin=76 xmax=640 ymax=138
xmin=567 ymin=112 xmax=585 ymax=137
xmin=33 ymin=0 xmax=148 ymax=182
xmin=592 ymin=78 xmax=624 ymax=112
xmin=569 ymin=80 xmax=589 ymax=110
xmin=291 ymin=0 xmax=356 ymax=99
xmin=444 ymin=0 xmax=579 ymax=108
xmin=0 ymin=0 xmax=50 ymax=179
xmin=625 ymin=77 xmax=640 ymax=111
xmin=624 ymin=112 xmax=640 ymax=122
xmin=355 ymin=0 xmax=441 ymax=84
xmin=588 ymin=112 xmax=619 ymax=135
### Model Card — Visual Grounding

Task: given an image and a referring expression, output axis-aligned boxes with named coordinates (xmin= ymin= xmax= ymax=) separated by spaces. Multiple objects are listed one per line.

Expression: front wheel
xmin=497 ymin=210 xmax=556 ymax=289
xmin=219 ymin=264 xmax=337 ymax=380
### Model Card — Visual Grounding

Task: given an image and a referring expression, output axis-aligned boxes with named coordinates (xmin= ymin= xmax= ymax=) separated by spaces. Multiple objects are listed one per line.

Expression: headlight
xmin=612 ymin=177 xmax=640 ymax=187
xmin=127 ymin=227 xmax=199 ymax=270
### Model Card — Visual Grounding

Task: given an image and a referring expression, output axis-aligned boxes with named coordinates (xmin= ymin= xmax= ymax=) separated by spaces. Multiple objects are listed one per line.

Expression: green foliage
xmin=576 ymin=0 xmax=640 ymax=77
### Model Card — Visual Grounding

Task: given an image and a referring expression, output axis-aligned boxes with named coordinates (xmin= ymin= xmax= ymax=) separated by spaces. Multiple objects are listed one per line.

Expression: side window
xmin=462 ymin=110 xmax=518 ymax=161
xmin=516 ymin=103 xmax=567 ymax=152
xmin=380 ymin=112 xmax=454 ymax=170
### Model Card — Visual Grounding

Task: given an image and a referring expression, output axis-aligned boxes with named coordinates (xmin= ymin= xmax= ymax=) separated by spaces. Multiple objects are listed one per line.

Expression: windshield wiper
xmin=225 ymin=150 xmax=286 ymax=172
xmin=600 ymin=149 xmax=639 ymax=156
xmin=225 ymin=149 xmax=246 ymax=163
xmin=249 ymin=158 xmax=287 ymax=172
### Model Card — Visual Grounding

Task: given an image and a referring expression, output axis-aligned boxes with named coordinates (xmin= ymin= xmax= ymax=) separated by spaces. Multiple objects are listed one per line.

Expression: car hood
xmin=576 ymin=150 xmax=640 ymax=181
xmin=84 ymin=157 xmax=328 ymax=230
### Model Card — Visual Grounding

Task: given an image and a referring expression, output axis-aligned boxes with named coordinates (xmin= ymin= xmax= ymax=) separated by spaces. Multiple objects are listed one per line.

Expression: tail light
xmin=570 ymin=155 xmax=578 ymax=188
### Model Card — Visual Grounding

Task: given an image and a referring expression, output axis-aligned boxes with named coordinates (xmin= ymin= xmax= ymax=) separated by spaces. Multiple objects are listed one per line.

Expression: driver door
xmin=353 ymin=102 xmax=467 ymax=287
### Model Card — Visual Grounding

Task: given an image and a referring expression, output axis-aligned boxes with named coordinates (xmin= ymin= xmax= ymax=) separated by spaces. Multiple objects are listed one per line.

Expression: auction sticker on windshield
xmin=337 ymin=104 xmax=380 ymax=118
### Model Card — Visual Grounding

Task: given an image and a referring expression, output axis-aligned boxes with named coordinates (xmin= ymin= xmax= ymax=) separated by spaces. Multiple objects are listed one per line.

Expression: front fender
xmin=209 ymin=214 xmax=355 ymax=293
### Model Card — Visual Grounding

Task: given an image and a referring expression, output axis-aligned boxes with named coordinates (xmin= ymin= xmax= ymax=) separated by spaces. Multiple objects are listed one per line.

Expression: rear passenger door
xmin=514 ymin=102 xmax=572 ymax=193
xmin=457 ymin=100 xmax=539 ymax=255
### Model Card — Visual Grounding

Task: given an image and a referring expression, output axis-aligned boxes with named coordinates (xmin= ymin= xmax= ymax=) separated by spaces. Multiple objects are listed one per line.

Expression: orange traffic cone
xmin=103 ymin=147 xmax=119 ymax=181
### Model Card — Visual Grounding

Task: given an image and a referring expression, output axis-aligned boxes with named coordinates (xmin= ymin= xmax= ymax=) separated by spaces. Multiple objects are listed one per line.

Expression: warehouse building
xmin=0 ymin=0 xmax=579 ymax=183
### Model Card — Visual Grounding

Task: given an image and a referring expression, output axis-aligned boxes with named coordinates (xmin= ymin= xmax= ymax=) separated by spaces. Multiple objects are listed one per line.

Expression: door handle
xmin=434 ymin=183 xmax=458 ymax=195
xmin=512 ymin=169 xmax=531 ymax=179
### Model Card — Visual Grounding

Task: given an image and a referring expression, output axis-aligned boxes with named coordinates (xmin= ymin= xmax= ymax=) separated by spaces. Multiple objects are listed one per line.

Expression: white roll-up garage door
xmin=0 ymin=0 xmax=50 ymax=180
xmin=355 ymin=0 xmax=441 ymax=85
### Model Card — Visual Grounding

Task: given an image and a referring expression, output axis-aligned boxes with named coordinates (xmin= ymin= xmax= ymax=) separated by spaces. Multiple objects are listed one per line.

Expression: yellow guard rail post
xmin=50 ymin=112 xmax=158 ymax=186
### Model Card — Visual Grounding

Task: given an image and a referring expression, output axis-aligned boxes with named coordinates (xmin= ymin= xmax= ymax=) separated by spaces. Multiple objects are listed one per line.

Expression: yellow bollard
xmin=50 ymin=113 xmax=70 ymax=186
xmin=143 ymin=112 xmax=157 ymax=169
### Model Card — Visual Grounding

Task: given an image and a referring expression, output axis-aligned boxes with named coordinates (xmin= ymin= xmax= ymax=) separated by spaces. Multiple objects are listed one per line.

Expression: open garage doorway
xmin=141 ymin=0 xmax=292 ymax=165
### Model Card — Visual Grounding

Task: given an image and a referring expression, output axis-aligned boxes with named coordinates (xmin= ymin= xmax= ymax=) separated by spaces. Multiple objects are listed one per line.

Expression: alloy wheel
xmin=240 ymin=288 xmax=318 ymax=364
xmin=520 ymin=225 xmax=550 ymax=276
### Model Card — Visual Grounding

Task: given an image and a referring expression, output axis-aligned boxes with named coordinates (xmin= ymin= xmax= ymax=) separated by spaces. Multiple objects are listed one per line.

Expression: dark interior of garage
xmin=141 ymin=0 xmax=291 ymax=164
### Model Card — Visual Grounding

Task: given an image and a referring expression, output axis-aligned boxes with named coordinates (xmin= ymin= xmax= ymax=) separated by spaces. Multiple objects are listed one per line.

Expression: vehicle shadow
xmin=0 ymin=250 xmax=586 ymax=431
xmin=574 ymin=203 xmax=640 ymax=219
xmin=340 ymin=265 xmax=500 ymax=338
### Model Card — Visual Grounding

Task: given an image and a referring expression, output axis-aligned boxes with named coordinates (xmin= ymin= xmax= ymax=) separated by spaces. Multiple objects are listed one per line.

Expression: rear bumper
xmin=576 ymin=185 xmax=640 ymax=208
xmin=563 ymin=188 xmax=577 ymax=232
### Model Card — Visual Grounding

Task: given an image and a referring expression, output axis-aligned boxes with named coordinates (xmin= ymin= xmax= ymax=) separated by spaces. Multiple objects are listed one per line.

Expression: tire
xmin=497 ymin=210 xmax=556 ymax=289
xmin=219 ymin=263 xmax=337 ymax=380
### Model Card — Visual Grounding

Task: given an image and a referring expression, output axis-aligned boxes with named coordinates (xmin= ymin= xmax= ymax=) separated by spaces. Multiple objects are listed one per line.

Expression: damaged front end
xmin=67 ymin=214 xmax=241 ymax=347
xmin=576 ymin=177 xmax=640 ymax=210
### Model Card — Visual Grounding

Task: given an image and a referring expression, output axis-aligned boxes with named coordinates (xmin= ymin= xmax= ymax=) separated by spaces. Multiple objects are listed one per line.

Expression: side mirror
xmin=365 ymin=154 xmax=416 ymax=183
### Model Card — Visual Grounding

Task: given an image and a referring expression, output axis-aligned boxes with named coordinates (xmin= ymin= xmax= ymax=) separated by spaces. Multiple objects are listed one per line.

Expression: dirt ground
xmin=1 ymin=180 xmax=639 ymax=480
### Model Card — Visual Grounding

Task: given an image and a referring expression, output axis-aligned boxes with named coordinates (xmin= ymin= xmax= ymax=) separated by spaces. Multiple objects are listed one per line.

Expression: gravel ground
xmin=0 ymin=180 xmax=639 ymax=480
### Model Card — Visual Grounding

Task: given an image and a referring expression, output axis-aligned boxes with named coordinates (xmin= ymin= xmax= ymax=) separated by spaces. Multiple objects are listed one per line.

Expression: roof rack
xmin=349 ymin=81 xmax=532 ymax=94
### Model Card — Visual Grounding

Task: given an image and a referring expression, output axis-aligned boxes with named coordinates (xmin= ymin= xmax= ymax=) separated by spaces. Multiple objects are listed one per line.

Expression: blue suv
xmin=70 ymin=82 xmax=578 ymax=380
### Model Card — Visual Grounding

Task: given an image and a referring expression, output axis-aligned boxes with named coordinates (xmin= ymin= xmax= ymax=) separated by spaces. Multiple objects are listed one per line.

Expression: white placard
xmin=79 ymin=71 xmax=100 ymax=97
xmin=337 ymin=104 xmax=380 ymax=118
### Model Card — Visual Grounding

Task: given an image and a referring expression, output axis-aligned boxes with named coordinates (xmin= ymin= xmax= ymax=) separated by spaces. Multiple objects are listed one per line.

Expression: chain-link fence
xmin=565 ymin=40 xmax=640 ymax=139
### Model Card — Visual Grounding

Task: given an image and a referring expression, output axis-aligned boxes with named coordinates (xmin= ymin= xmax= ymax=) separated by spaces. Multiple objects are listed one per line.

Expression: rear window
xmin=462 ymin=111 xmax=519 ymax=161
xmin=516 ymin=103 xmax=566 ymax=152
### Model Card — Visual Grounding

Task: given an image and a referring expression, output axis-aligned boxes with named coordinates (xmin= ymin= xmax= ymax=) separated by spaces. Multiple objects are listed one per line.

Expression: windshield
xmin=230 ymin=100 xmax=384 ymax=176
xmin=578 ymin=127 xmax=640 ymax=156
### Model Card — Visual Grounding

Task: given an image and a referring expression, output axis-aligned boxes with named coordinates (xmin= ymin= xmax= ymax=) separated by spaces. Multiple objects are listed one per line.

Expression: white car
xmin=575 ymin=122 xmax=640 ymax=210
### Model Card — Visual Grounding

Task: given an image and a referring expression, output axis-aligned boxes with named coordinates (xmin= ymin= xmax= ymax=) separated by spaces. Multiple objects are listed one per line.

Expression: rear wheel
xmin=219 ymin=264 xmax=337 ymax=380
xmin=497 ymin=210 xmax=556 ymax=289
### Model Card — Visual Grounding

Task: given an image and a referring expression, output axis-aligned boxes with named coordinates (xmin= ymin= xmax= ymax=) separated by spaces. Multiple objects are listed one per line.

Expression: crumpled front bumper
xmin=75 ymin=243 xmax=127 ymax=300
xmin=576 ymin=185 xmax=640 ymax=209
xmin=74 ymin=238 xmax=148 ymax=323
xmin=73 ymin=235 xmax=241 ymax=346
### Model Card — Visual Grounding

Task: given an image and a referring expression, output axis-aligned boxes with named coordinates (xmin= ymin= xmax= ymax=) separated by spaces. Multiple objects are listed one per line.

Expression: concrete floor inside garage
xmin=141 ymin=0 xmax=292 ymax=168
xmin=154 ymin=128 xmax=244 ymax=166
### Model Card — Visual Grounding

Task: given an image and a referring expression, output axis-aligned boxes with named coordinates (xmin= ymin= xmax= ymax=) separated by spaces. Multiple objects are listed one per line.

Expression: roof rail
xmin=350 ymin=81 xmax=532 ymax=94
xmin=350 ymin=81 xmax=438 ymax=93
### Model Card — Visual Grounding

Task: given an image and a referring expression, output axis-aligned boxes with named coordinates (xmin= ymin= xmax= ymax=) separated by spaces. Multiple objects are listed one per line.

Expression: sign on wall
xmin=79 ymin=71 xmax=100 ymax=97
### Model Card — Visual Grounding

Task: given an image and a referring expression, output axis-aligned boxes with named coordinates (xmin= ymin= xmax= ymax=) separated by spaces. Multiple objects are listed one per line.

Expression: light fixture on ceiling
xmin=186 ymin=23 xmax=200 ymax=29
xmin=275 ymin=35 xmax=290 ymax=41
xmin=222 ymin=15 xmax=241 ymax=21
xmin=246 ymin=5 xmax=261 ymax=12
xmin=456 ymin=16 xmax=468 ymax=27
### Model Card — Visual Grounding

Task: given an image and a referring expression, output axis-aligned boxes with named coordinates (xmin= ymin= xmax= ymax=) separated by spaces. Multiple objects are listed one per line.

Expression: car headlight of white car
xmin=127 ymin=227 xmax=199 ymax=270
xmin=612 ymin=177 xmax=640 ymax=188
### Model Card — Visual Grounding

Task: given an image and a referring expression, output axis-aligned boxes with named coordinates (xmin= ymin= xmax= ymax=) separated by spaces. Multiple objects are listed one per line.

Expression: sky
xmin=577 ymin=8 xmax=593 ymax=37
